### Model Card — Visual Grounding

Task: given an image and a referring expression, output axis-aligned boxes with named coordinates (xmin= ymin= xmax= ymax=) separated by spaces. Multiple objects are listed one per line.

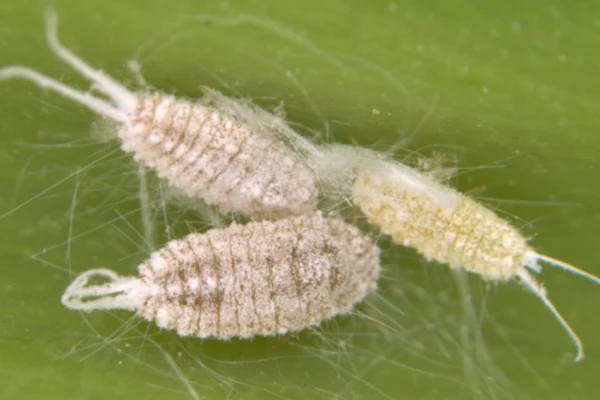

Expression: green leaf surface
xmin=2 ymin=1 xmax=599 ymax=399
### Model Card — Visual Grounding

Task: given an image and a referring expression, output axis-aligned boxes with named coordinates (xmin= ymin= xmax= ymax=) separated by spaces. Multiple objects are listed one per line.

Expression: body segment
xmin=352 ymin=165 xmax=531 ymax=281
xmin=121 ymin=93 xmax=318 ymax=218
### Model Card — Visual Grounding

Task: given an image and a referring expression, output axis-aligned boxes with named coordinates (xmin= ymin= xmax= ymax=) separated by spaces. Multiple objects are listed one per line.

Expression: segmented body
xmin=121 ymin=93 xmax=319 ymax=219
xmin=352 ymin=166 xmax=532 ymax=281
xmin=62 ymin=213 xmax=380 ymax=339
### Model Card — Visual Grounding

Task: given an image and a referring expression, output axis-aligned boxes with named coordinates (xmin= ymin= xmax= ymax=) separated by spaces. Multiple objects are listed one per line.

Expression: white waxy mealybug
xmin=61 ymin=213 xmax=380 ymax=339
xmin=0 ymin=11 xmax=318 ymax=219
xmin=310 ymin=144 xmax=599 ymax=362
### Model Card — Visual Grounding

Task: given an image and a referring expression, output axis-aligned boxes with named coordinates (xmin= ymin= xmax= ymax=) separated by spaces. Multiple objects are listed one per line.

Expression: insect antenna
xmin=517 ymin=269 xmax=584 ymax=363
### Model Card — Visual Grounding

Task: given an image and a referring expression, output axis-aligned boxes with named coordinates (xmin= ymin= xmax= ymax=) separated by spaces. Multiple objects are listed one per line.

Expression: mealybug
xmin=61 ymin=213 xmax=380 ymax=339
xmin=0 ymin=10 xmax=318 ymax=219
xmin=313 ymin=144 xmax=599 ymax=362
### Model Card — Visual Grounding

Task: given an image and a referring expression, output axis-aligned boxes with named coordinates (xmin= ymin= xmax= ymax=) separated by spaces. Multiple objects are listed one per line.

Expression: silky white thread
xmin=61 ymin=213 xmax=380 ymax=339
xmin=309 ymin=143 xmax=599 ymax=363
xmin=0 ymin=10 xmax=319 ymax=220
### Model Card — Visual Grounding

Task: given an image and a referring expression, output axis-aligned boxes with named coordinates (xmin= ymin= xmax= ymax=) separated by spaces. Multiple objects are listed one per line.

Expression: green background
xmin=1 ymin=0 xmax=599 ymax=399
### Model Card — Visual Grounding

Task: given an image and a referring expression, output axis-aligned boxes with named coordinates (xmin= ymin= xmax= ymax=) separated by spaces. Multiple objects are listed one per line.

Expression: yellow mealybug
xmin=312 ymin=144 xmax=598 ymax=362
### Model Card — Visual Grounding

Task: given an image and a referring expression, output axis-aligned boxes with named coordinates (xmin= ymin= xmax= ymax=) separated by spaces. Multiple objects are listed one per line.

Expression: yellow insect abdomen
xmin=353 ymin=168 xmax=531 ymax=282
